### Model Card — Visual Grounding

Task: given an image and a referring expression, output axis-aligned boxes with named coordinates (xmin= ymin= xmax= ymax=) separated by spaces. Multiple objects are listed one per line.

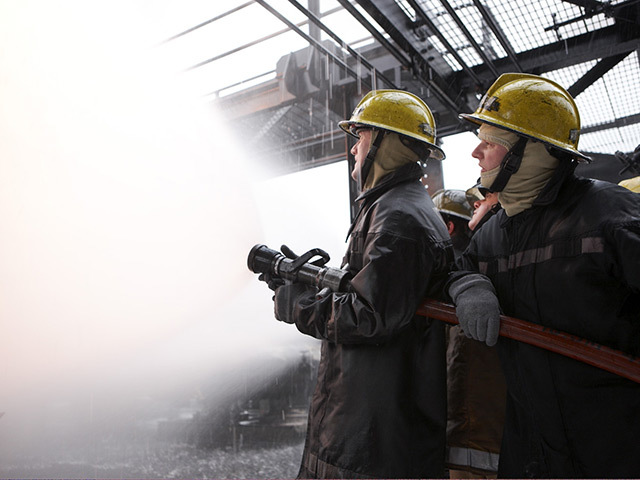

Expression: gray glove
xmin=448 ymin=274 xmax=501 ymax=346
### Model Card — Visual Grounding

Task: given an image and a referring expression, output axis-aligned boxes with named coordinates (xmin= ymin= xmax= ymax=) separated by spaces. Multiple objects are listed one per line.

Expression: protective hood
xmin=485 ymin=140 xmax=560 ymax=216
xmin=363 ymin=132 xmax=420 ymax=190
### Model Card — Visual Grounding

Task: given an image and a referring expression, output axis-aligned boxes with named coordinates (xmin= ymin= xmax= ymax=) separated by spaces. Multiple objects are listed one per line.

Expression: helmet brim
xmin=459 ymin=113 xmax=592 ymax=163
xmin=338 ymin=120 xmax=446 ymax=161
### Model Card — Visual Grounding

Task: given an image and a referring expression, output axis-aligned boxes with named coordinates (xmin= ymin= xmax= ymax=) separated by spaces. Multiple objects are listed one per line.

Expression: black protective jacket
xmin=290 ymin=163 xmax=454 ymax=478
xmin=456 ymin=164 xmax=640 ymax=478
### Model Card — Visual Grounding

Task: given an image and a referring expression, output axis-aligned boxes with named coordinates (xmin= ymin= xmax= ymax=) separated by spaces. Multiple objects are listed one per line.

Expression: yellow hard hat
xmin=431 ymin=189 xmax=473 ymax=220
xmin=339 ymin=89 xmax=445 ymax=160
xmin=460 ymin=73 xmax=590 ymax=162
xmin=619 ymin=176 xmax=640 ymax=193
xmin=465 ymin=182 xmax=491 ymax=205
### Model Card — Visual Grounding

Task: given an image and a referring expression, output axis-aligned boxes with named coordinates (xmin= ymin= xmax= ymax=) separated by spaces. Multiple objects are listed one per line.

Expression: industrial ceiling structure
xmin=165 ymin=0 xmax=640 ymax=192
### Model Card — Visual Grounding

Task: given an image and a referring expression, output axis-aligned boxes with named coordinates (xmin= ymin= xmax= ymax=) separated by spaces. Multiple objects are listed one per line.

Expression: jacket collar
xmin=532 ymin=159 xmax=578 ymax=207
xmin=347 ymin=162 xmax=424 ymax=239
xmin=499 ymin=159 xmax=578 ymax=228
xmin=355 ymin=162 xmax=424 ymax=203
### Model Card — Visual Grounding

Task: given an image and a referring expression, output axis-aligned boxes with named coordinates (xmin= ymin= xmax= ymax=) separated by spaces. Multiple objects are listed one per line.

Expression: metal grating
xmin=400 ymin=0 xmax=639 ymax=155
xmin=487 ymin=0 xmax=614 ymax=49
xmin=581 ymin=123 xmax=640 ymax=154
xmin=411 ymin=0 xmax=618 ymax=70
xmin=545 ymin=50 xmax=640 ymax=154
xmin=168 ymin=0 xmax=640 ymax=170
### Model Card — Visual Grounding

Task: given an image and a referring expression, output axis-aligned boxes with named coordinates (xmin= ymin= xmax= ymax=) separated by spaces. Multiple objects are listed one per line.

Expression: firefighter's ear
xmin=446 ymin=220 xmax=455 ymax=236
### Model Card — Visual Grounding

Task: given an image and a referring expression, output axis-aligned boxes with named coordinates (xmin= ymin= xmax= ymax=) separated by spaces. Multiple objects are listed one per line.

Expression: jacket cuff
xmin=448 ymin=273 xmax=495 ymax=302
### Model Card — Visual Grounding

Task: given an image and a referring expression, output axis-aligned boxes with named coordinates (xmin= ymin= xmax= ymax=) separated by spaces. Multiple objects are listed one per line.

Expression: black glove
xmin=274 ymin=283 xmax=315 ymax=324
xmin=448 ymin=274 xmax=501 ymax=346
xmin=258 ymin=272 xmax=284 ymax=291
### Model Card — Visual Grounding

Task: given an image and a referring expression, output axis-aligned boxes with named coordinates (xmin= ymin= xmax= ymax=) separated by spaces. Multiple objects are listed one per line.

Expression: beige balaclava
xmin=478 ymin=124 xmax=560 ymax=216
xmin=363 ymin=131 xmax=420 ymax=190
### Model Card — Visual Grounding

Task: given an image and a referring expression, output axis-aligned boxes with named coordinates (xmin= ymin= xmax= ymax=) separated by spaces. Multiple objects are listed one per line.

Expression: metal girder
xmin=568 ymin=52 xmax=631 ymax=97
xmin=353 ymin=0 xmax=472 ymax=117
xmin=336 ymin=0 xmax=411 ymax=66
xmin=406 ymin=0 xmax=486 ymax=83
xmin=581 ymin=112 xmax=640 ymax=133
xmin=435 ymin=0 xmax=500 ymax=77
xmin=470 ymin=0 xmax=523 ymax=72
xmin=461 ymin=25 xmax=640 ymax=85
xmin=559 ymin=0 xmax=608 ymax=14
xmin=286 ymin=0 xmax=398 ymax=89
xmin=256 ymin=0 xmax=367 ymax=88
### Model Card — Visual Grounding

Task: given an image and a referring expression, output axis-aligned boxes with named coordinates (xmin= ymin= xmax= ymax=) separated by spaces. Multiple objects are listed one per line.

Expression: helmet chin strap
xmin=489 ymin=136 xmax=528 ymax=192
xmin=358 ymin=129 xmax=386 ymax=192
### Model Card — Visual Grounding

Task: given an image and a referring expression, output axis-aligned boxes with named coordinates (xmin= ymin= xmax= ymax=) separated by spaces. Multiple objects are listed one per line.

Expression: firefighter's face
xmin=468 ymin=191 xmax=499 ymax=231
xmin=472 ymin=139 xmax=508 ymax=173
xmin=350 ymin=128 xmax=373 ymax=182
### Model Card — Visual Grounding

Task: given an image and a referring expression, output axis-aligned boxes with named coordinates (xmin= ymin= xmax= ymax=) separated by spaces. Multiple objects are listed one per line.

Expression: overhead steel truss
xmin=202 ymin=0 xmax=640 ymax=185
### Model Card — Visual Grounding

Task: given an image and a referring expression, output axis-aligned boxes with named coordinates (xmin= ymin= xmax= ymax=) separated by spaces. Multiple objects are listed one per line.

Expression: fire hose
xmin=248 ymin=244 xmax=640 ymax=384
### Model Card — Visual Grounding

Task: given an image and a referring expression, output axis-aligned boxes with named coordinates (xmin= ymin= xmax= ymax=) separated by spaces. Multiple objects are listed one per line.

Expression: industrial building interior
xmin=2 ymin=2 xmax=640 ymax=477
xmin=161 ymin=0 xmax=640 ymax=206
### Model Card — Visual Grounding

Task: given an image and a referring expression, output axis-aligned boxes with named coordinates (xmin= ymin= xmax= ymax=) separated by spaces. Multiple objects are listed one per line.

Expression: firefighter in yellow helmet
xmin=465 ymin=182 xmax=501 ymax=231
xmin=431 ymin=187 xmax=507 ymax=479
xmin=338 ymin=89 xmax=445 ymax=192
xmin=431 ymin=189 xmax=474 ymax=256
xmin=267 ymin=89 xmax=454 ymax=478
xmin=446 ymin=73 xmax=640 ymax=478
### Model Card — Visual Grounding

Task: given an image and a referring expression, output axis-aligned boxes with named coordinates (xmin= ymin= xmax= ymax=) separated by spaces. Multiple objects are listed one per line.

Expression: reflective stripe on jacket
xmin=457 ymin=171 xmax=640 ymax=478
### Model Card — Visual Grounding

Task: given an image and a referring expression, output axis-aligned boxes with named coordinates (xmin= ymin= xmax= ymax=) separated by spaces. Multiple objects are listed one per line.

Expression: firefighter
xmin=465 ymin=182 xmax=500 ymax=231
xmin=268 ymin=90 xmax=455 ymax=478
xmin=448 ymin=73 xmax=640 ymax=478
xmin=433 ymin=188 xmax=506 ymax=479
xmin=431 ymin=189 xmax=474 ymax=256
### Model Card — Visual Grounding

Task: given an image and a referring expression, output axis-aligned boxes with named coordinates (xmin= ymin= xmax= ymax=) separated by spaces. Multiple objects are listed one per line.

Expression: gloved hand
xmin=274 ymin=283 xmax=315 ymax=324
xmin=258 ymin=272 xmax=284 ymax=291
xmin=448 ymin=274 xmax=501 ymax=346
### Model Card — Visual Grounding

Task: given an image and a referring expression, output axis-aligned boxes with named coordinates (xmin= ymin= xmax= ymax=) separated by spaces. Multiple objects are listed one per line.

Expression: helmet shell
xmin=432 ymin=189 xmax=473 ymax=220
xmin=460 ymin=73 xmax=590 ymax=162
xmin=339 ymin=89 xmax=445 ymax=160
xmin=465 ymin=182 xmax=491 ymax=205
xmin=619 ymin=176 xmax=640 ymax=193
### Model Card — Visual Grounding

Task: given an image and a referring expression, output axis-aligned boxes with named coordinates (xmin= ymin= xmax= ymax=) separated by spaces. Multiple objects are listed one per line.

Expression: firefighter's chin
xmin=351 ymin=163 xmax=362 ymax=183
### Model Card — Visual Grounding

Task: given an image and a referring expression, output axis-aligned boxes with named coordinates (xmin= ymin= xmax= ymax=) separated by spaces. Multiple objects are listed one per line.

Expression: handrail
xmin=417 ymin=299 xmax=640 ymax=384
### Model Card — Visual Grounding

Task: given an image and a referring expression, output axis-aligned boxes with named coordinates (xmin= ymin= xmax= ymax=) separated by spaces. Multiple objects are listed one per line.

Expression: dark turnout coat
xmin=456 ymin=164 xmax=640 ymax=478
xmin=289 ymin=163 xmax=454 ymax=478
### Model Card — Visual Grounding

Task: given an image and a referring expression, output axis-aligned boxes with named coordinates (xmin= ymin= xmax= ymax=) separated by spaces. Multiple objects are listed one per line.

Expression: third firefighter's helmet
xmin=465 ymin=182 xmax=491 ymax=206
xmin=432 ymin=189 xmax=473 ymax=221
xmin=460 ymin=73 xmax=590 ymax=162
xmin=339 ymin=89 xmax=445 ymax=160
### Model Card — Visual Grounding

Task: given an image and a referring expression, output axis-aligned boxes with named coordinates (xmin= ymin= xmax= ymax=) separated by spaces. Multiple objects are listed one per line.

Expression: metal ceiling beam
xmin=465 ymin=25 xmax=640 ymax=82
xmin=406 ymin=0 xmax=486 ymax=83
xmin=470 ymin=0 xmax=523 ymax=72
xmin=568 ymin=52 xmax=630 ymax=97
xmin=256 ymin=0 xmax=369 ymax=88
xmin=582 ymin=112 xmax=640 ymax=133
xmin=183 ymin=8 xmax=341 ymax=71
xmin=286 ymin=0 xmax=397 ymax=89
xmin=161 ymin=1 xmax=255 ymax=44
xmin=435 ymin=0 xmax=500 ymax=77
xmin=336 ymin=0 xmax=411 ymax=66
xmin=352 ymin=0 xmax=472 ymax=116
xmin=559 ymin=0 xmax=607 ymax=14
